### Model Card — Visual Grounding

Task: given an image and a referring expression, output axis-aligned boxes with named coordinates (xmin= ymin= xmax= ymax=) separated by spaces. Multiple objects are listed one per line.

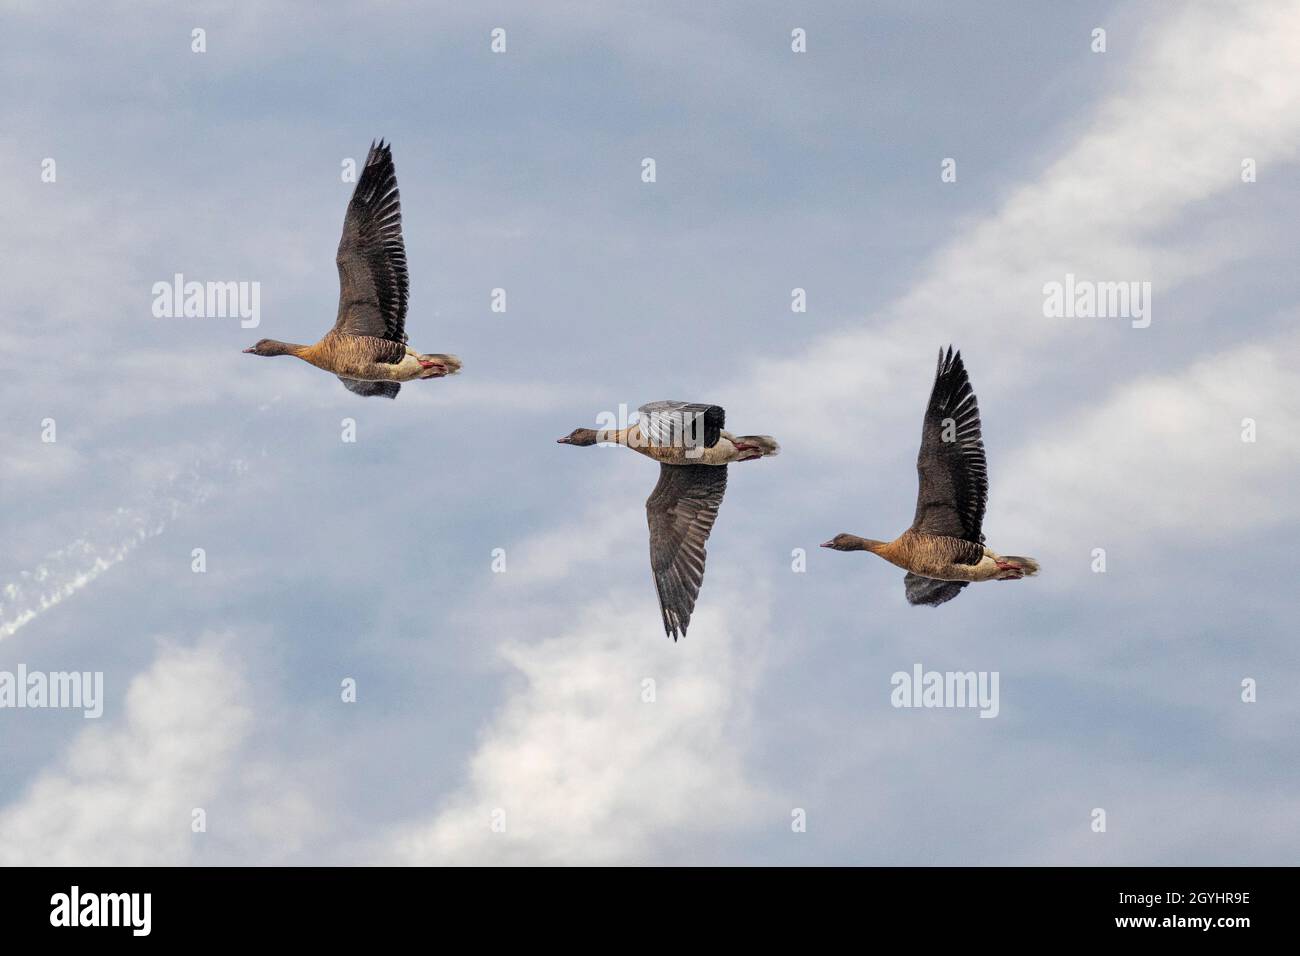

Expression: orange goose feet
xmin=995 ymin=561 xmax=1025 ymax=580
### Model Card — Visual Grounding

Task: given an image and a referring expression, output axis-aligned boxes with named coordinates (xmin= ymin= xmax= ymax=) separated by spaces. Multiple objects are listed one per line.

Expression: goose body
xmin=822 ymin=347 xmax=1039 ymax=606
xmin=243 ymin=140 xmax=461 ymax=399
xmin=856 ymin=532 xmax=1021 ymax=583
xmin=595 ymin=423 xmax=774 ymax=466
xmin=293 ymin=336 xmax=457 ymax=383
xmin=558 ymin=401 xmax=780 ymax=640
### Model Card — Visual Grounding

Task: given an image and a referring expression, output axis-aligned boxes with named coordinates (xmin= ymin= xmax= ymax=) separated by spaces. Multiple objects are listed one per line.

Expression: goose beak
xmin=242 ymin=347 xmax=256 ymax=354
xmin=556 ymin=436 xmax=572 ymax=444
xmin=819 ymin=540 xmax=835 ymax=549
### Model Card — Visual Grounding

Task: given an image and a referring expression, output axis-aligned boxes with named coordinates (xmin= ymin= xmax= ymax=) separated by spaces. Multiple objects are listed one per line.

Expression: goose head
xmin=243 ymin=339 xmax=294 ymax=357
xmin=821 ymin=533 xmax=878 ymax=552
xmin=556 ymin=428 xmax=600 ymax=446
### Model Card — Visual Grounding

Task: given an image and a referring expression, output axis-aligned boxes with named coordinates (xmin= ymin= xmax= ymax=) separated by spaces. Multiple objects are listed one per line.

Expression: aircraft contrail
xmin=0 ymin=454 xmax=243 ymax=642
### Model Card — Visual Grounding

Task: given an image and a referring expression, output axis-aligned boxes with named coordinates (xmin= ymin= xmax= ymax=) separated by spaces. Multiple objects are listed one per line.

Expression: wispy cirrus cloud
xmin=739 ymin=0 xmax=1300 ymax=450
xmin=997 ymin=328 xmax=1300 ymax=553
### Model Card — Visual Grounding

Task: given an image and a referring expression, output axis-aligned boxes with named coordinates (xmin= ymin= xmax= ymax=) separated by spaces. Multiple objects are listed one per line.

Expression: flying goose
xmin=558 ymin=402 xmax=780 ymax=640
xmin=243 ymin=140 xmax=460 ymax=399
xmin=821 ymin=347 xmax=1038 ymax=605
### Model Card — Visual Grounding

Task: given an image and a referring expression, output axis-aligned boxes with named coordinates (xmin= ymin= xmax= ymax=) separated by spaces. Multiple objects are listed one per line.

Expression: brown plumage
xmin=821 ymin=347 xmax=1039 ymax=605
xmin=558 ymin=401 xmax=780 ymax=640
xmin=243 ymin=140 xmax=461 ymax=398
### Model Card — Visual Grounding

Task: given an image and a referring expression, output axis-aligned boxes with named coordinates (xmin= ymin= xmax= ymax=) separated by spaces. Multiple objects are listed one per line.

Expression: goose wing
xmin=338 ymin=377 xmax=400 ymax=399
xmin=903 ymin=572 xmax=969 ymax=607
xmin=334 ymin=140 xmax=409 ymax=360
xmin=637 ymin=401 xmax=724 ymax=450
xmin=646 ymin=463 xmax=728 ymax=640
xmin=910 ymin=347 xmax=988 ymax=543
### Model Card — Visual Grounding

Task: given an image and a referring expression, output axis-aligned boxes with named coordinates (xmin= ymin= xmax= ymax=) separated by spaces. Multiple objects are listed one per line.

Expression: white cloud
xmin=0 ymin=635 xmax=327 ymax=865
xmin=500 ymin=496 xmax=640 ymax=586
xmin=387 ymin=587 xmax=771 ymax=864
xmin=0 ymin=639 xmax=250 ymax=865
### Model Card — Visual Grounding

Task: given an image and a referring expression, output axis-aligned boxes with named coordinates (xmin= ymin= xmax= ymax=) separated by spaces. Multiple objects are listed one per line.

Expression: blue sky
xmin=2 ymin=0 xmax=1298 ymax=865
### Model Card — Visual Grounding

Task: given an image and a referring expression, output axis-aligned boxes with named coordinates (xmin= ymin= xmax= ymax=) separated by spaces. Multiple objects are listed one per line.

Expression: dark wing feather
xmin=904 ymin=572 xmax=969 ymax=607
xmin=638 ymin=401 xmax=724 ymax=449
xmin=339 ymin=377 xmax=400 ymax=399
xmin=334 ymin=140 xmax=409 ymax=348
xmin=645 ymin=463 xmax=728 ymax=640
xmin=910 ymin=347 xmax=988 ymax=543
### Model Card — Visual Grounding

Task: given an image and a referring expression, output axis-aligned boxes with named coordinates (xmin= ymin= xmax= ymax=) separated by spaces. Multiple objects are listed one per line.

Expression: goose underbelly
xmin=334 ymin=353 xmax=423 ymax=382
xmin=913 ymin=553 xmax=1000 ymax=582
xmin=632 ymin=440 xmax=737 ymax=466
